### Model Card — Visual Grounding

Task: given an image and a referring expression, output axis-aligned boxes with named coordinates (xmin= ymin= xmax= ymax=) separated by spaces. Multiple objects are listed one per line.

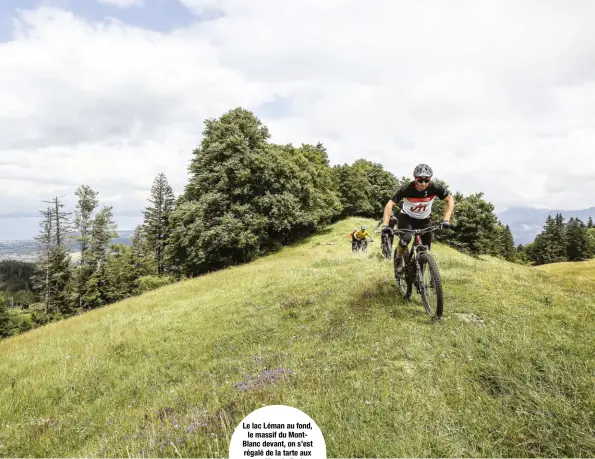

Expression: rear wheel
xmin=394 ymin=246 xmax=412 ymax=299
xmin=418 ymin=251 xmax=444 ymax=319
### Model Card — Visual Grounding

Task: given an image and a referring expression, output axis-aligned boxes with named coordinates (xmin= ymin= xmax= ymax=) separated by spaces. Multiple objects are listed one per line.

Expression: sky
xmin=1 ymin=0 xmax=595 ymax=240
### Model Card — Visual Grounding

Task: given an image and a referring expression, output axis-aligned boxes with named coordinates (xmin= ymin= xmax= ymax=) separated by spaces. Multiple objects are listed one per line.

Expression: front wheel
xmin=394 ymin=247 xmax=412 ymax=299
xmin=381 ymin=233 xmax=392 ymax=259
xmin=417 ymin=251 xmax=444 ymax=319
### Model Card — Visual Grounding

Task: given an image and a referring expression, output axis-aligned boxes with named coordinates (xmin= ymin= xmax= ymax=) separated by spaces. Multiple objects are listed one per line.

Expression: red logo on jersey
xmin=408 ymin=196 xmax=434 ymax=202
xmin=410 ymin=204 xmax=428 ymax=212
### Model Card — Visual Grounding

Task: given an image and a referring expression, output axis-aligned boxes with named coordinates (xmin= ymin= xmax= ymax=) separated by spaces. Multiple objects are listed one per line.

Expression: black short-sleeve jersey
xmin=392 ymin=181 xmax=449 ymax=220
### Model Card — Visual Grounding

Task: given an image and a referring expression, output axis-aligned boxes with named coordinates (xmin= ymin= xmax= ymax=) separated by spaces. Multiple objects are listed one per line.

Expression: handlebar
xmin=391 ymin=225 xmax=454 ymax=235
xmin=393 ymin=225 xmax=442 ymax=235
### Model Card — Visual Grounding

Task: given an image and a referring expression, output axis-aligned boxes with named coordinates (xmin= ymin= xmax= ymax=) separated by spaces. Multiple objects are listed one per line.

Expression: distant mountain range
xmin=0 ymin=211 xmax=143 ymax=218
xmin=496 ymin=207 xmax=595 ymax=245
xmin=0 ymin=230 xmax=135 ymax=262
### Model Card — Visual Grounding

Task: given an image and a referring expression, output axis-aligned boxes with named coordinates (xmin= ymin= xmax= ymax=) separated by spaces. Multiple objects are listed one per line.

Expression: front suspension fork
xmin=412 ymin=254 xmax=425 ymax=295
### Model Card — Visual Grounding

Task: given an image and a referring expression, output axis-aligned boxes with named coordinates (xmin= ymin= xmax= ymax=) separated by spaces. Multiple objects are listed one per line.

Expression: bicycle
xmin=374 ymin=216 xmax=398 ymax=260
xmin=391 ymin=225 xmax=446 ymax=319
xmin=375 ymin=228 xmax=393 ymax=259
xmin=352 ymin=238 xmax=373 ymax=253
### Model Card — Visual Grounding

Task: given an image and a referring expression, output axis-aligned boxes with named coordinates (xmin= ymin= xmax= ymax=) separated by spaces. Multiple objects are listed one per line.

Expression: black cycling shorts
xmin=396 ymin=212 xmax=433 ymax=249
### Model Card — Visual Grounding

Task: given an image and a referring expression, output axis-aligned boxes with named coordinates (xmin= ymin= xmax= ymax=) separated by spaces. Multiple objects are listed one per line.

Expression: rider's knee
xmin=400 ymin=233 xmax=412 ymax=245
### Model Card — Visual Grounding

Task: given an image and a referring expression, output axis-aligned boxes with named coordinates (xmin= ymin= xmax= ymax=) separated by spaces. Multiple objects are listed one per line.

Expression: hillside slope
xmin=535 ymin=258 xmax=595 ymax=290
xmin=1 ymin=218 xmax=594 ymax=457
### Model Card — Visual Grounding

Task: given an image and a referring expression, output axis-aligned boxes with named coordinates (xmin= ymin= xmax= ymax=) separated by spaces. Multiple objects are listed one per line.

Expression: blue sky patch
xmin=0 ymin=0 xmax=197 ymax=42
xmin=256 ymin=95 xmax=293 ymax=119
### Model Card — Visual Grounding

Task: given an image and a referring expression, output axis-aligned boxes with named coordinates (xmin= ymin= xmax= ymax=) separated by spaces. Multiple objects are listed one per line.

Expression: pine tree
xmin=47 ymin=245 xmax=72 ymax=315
xmin=104 ymin=244 xmax=135 ymax=303
xmin=551 ymin=213 xmax=567 ymax=262
xmin=83 ymin=206 xmax=118 ymax=309
xmin=92 ymin=207 xmax=117 ymax=269
xmin=587 ymin=228 xmax=595 ymax=257
xmin=515 ymin=244 xmax=531 ymax=264
xmin=31 ymin=196 xmax=73 ymax=315
xmin=565 ymin=217 xmax=577 ymax=260
xmin=576 ymin=218 xmax=586 ymax=259
xmin=129 ymin=225 xmax=158 ymax=291
xmin=33 ymin=207 xmax=53 ymax=313
xmin=74 ymin=185 xmax=99 ymax=309
xmin=566 ymin=218 xmax=590 ymax=261
xmin=49 ymin=195 xmax=74 ymax=314
xmin=536 ymin=214 xmax=566 ymax=264
xmin=501 ymin=225 xmax=516 ymax=261
xmin=0 ymin=295 xmax=12 ymax=338
xmin=527 ymin=236 xmax=541 ymax=264
xmin=489 ymin=223 xmax=505 ymax=257
xmin=43 ymin=195 xmax=72 ymax=248
xmin=588 ymin=216 xmax=594 ymax=229
xmin=524 ymin=241 xmax=540 ymax=265
xmin=143 ymin=173 xmax=176 ymax=275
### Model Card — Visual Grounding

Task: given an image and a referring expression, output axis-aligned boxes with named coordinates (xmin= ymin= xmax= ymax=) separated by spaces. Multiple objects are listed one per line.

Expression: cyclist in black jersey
xmin=381 ymin=164 xmax=454 ymax=273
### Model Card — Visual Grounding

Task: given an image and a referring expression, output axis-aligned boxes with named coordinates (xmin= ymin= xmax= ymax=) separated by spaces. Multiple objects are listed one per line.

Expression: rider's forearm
xmin=383 ymin=201 xmax=395 ymax=226
xmin=443 ymin=196 xmax=454 ymax=221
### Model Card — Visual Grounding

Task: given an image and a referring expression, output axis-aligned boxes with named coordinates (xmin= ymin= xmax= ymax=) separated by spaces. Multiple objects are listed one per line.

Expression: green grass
xmin=535 ymin=258 xmax=595 ymax=291
xmin=1 ymin=218 xmax=594 ymax=457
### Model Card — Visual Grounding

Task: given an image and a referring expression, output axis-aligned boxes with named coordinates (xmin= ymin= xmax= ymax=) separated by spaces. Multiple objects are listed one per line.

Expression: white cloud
xmin=99 ymin=194 xmax=123 ymax=203
xmin=97 ymin=0 xmax=144 ymax=8
xmin=1 ymin=0 xmax=595 ymax=222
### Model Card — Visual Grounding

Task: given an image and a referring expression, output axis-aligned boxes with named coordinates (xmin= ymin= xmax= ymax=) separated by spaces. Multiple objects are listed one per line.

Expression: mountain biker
xmin=381 ymin=164 xmax=454 ymax=274
xmin=374 ymin=211 xmax=398 ymax=232
xmin=374 ymin=207 xmax=399 ymax=249
xmin=353 ymin=225 xmax=373 ymax=251
xmin=349 ymin=228 xmax=358 ymax=250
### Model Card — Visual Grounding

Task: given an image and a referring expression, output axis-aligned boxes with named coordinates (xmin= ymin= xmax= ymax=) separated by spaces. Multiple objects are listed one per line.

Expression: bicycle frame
xmin=352 ymin=236 xmax=373 ymax=253
xmin=394 ymin=226 xmax=441 ymax=281
xmin=375 ymin=228 xmax=393 ymax=258
xmin=392 ymin=224 xmax=450 ymax=319
xmin=394 ymin=225 xmax=440 ymax=253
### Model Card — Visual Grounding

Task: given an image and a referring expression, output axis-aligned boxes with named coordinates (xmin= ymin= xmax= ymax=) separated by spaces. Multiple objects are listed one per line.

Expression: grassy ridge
xmin=536 ymin=258 xmax=595 ymax=292
xmin=0 ymin=218 xmax=594 ymax=457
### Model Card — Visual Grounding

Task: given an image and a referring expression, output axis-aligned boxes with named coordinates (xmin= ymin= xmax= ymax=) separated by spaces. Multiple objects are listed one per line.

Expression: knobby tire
xmin=418 ymin=251 xmax=444 ymax=319
xmin=381 ymin=233 xmax=392 ymax=259
xmin=394 ymin=247 xmax=412 ymax=299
